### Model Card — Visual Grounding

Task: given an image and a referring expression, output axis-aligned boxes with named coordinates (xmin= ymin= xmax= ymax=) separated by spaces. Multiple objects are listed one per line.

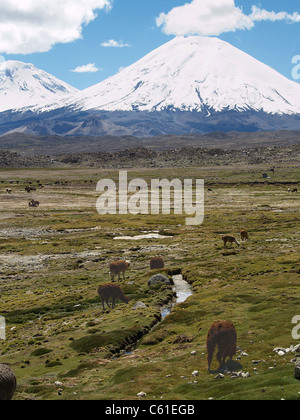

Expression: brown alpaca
xmin=206 ymin=321 xmax=237 ymax=371
xmin=109 ymin=260 xmax=130 ymax=281
xmin=150 ymin=257 xmax=165 ymax=270
xmin=97 ymin=283 xmax=129 ymax=310
xmin=222 ymin=235 xmax=240 ymax=248
xmin=240 ymin=230 xmax=249 ymax=241
xmin=29 ymin=199 xmax=40 ymax=208
xmin=0 ymin=364 xmax=17 ymax=400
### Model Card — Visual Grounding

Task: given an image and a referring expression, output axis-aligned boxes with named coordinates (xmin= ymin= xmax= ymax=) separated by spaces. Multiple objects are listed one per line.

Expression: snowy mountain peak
xmin=58 ymin=35 xmax=300 ymax=116
xmin=0 ymin=60 xmax=78 ymax=112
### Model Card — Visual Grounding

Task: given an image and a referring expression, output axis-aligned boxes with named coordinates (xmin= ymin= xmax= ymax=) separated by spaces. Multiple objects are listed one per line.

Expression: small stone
xmin=132 ymin=301 xmax=147 ymax=310
xmin=191 ymin=351 xmax=196 ymax=356
xmin=192 ymin=370 xmax=199 ymax=377
xmin=54 ymin=381 xmax=63 ymax=386
xmin=294 ymin=344 xmax=300 ymax=352
xmin=214 ymin=373 xmax=224 ymax=379
xmin=137 ymin=391 xmax=147 ymax=397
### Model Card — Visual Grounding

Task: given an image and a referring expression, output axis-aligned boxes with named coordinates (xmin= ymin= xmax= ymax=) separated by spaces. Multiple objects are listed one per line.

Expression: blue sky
xmin=0 ymin=0 xmax=299 ymax=90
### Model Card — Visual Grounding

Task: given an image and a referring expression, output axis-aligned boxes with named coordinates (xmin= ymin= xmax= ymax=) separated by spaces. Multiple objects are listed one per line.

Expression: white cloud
xmin=156 ymin=0 xmax=300 ymax=37
xmin=156 ymin=0 xmax=253 ymax=37
xmin=0 ymin=0 xmax=112 ymax=54
xmin=101 ymin=39 xmax=131 ymax=48
xmin=71 ymin=63 xmax=100 ymax=73
xmin=250 ymin=6 xmax=300 ymax=24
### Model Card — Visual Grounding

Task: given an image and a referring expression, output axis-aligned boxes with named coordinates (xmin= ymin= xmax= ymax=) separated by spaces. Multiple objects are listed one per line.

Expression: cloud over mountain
xmin=156 ymin=0 xmax=300 ymax=37
xmin=101 ymin=39 xmax=131 ymax=48
xmin=71 ymin=63 xmax=100 ymax=73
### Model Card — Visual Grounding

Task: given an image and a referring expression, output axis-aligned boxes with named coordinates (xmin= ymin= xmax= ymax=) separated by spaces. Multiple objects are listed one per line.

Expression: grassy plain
xmin=0 ymin=163 xmax=299 ymax=400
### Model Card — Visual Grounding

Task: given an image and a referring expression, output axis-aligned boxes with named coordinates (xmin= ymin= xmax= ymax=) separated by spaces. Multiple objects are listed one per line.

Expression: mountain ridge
xmin=0 ymin=129 xmax=299 ymax=156
xmin=1 ymin=36 xmax=300 ymax=137
xmin=0 ymin=60 xmax=78 ymax=113
xmin=34 ymin=36 xmax=300 ymax=115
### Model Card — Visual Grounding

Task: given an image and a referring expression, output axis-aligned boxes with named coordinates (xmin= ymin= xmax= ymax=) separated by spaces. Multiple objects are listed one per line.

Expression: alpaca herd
xmin=0 ymin=227 xmax=250 ymax=399
xmin=222 ymin=230 xmax=249 ymax=248
xmin=102 ymin=230 xmax=247 ymax=372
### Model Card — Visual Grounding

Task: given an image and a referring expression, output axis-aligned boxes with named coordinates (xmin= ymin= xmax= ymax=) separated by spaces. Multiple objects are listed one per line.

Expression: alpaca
xmin=29 ymin=199 xmax=40 ymax=208
xmin=206 ymin=321 xmax=237 ymax=371
xmin=222 ymin=235 xmax=240 ymax=248
xmin=0 ymin=364 xmax=17 ymax=400
xmin=150 ymin=257 xmax=165 ymax=270
xmin=97 ymin=283 xmax=129 ymax=310
xmin=240 ymin=230 xmax=249 ymax=241
xmin=109 ymin=260 xmax=130 ymax=281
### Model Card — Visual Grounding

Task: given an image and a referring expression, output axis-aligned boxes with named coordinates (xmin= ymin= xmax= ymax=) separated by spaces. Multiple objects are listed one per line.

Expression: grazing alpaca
xmin=292 ymin=188 xmax=298 ymax=193
xmin=0 ymin=364 xmax=17 ymax=400
xmin=206 ymin=321 xmax=237 ymax=371
xmin=240 ymin=230 xmax=249 ymax=241
xmin=150 ymin=257 xmax=165 ymax=270
xmin=97 ymin=283 xmax=129 ymax=310
xmin=109 ymin=260 xmax=130 ymax=281
xmin=222 ymin=235 xmax=240 ymax=247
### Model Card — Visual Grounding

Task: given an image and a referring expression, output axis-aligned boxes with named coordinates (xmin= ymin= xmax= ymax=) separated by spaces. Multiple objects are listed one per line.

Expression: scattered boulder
xmin=173 ymin=334 xmax=192 ymax=344
xmin=148 ymin=274 xmax=172 ymax=286
xmin=137 ymin=391 xmax=147 ymax=397
xmin=231 ymin=371 xmax=250 ymax=379
xmin=273 ymin=345 xmax=300 ymax=356
xmin=294 ymin=344 xmax=300 ymax=353
xmin=132 ymin=301 xmax=147 ymax=310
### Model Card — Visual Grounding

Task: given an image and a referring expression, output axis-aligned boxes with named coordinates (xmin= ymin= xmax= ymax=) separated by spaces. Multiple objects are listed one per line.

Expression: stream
xmin=121 ymin=274 xmax=193 ymax=356
xmin=160 ymin=274 xmax=193 ymax=318
xmin=114 ymin=230 xmax=172 ymax=240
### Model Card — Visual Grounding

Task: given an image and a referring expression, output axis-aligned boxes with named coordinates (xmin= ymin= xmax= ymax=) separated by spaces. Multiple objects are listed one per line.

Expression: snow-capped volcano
xmin=1 ymin=36 xmax=300 ymax=137
xmin=0 ymin=61 xmax=78 ymax=112
xmin=55 ymin=36 xmax=300 ymax=115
